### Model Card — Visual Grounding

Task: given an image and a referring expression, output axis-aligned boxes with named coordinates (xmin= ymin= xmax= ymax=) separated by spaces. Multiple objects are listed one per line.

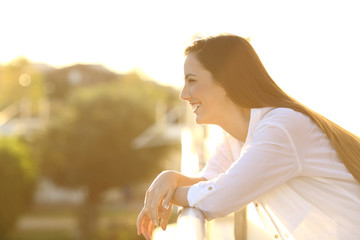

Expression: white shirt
xmin=187 ymin=107 xmax=360 ymax=240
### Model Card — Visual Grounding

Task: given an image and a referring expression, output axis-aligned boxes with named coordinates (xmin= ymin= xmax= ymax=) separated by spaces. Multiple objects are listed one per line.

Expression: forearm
xmin=169 ymin=171 xmax=206 ymax=207
xmin=147 ymin=170 xmax=205 ymax=208
xmin=170 ymin=170 xmax=206 ymax=186
xmin=171 ymin=186 xmax=190 ymax=207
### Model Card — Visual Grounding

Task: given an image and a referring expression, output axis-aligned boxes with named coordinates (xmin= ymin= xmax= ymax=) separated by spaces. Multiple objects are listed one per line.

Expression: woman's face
xmin=180 ymin=53 xmax=235 ymax=125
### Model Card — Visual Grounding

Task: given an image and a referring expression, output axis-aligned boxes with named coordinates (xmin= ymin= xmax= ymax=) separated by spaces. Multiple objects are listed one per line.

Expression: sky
xmin=1 ymin=0 xmax=359 ymax=135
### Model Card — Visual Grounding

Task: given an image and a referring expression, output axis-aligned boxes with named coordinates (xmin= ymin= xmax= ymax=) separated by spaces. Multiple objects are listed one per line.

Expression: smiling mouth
xmin=191 ymin=102 xmax=201 ymax=112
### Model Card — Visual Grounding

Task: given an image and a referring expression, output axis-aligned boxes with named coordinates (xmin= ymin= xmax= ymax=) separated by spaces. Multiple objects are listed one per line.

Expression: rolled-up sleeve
xmin=188 ymin=122 xmax=302 ymax=220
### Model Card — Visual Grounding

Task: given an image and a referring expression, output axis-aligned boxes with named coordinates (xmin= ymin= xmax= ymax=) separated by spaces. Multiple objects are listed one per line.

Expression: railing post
xmin=234 ymin=208 xmax=247 ymax=240
xmin=177 ymin=207 xmax=206 ymax=240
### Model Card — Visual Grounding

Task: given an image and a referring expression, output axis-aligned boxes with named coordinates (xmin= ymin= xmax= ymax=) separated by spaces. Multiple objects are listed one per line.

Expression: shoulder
xmin=254 ymin=108 xmax=327 ymax=150
xmin=261 ymin=107 xmax=313 ymax=130
xmin=252 ymin=107 xmax=319 ymax=144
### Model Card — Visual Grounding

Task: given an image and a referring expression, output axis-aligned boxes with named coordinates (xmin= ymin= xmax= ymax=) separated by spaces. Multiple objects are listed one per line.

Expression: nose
xmin=179 ymin=85 xmax=190 ymax=101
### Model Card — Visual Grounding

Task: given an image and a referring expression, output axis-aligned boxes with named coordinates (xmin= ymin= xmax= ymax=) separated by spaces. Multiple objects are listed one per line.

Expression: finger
xmin=158 ymin=205 xmax=166 ymax=218
xmin=158 ymin=202 xmax=170 ymax=218
xmin=147 ymin=191 xmax=164 ymax=226
xmin=144 ymin=190 xmax=157 ymax=227
xmin=136 ymin=208 xmax=146 ymax=235
xmin=160 ymin=204 xmax=173 ymax=231
xmin=139 ymin=210 xmax=152 ymax=239
xmin=148 ymin=220 xmax=155 ymax=238
xmin=152 ymin=189 xmax=170 ymax=223
xmin=141 ymin=217 xmax=151 ymax=240
xmin=162 ymin=188 xmax=175 ymax=210
xmin=140 ymin=215 xmax=147 ymax=238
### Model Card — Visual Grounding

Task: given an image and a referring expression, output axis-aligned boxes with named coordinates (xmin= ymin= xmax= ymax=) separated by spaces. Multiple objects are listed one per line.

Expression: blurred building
xmin=45 ymin=64 xmax=120 ymax=99
xmin=0 ymin=63 xmax=121 ymax=136
xmin=0 ymin=63 xmax=122 ymax=205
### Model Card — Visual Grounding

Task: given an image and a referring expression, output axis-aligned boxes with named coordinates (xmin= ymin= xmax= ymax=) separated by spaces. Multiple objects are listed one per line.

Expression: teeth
xmin=191 ymin=103 xmax=200 ymax=111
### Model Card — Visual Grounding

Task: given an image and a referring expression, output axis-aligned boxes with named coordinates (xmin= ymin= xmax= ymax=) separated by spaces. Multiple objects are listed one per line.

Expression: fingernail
xmin=153 ymin=219 xmax=159 ymax=227
xmin=163 ymin=202 xmax=169 ymax=209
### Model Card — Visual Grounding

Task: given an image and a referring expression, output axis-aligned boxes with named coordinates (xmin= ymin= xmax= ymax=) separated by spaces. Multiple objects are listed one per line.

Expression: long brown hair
xmin=185 ymin=34 xmax=360 ymax=183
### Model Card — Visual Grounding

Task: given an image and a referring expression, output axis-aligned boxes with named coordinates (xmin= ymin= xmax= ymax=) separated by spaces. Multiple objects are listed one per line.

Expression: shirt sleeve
xmin=198 ymin=132 xmax=240 ymax=180
xmin=187 ymin=121 xmax=302 ymax=220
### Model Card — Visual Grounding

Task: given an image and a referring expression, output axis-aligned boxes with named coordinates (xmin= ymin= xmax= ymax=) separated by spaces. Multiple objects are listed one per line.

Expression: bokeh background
xmin=0 ymin=0 xmax=359 ymax=239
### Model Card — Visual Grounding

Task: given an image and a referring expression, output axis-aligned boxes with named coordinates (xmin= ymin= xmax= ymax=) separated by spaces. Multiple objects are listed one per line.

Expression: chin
xmin=194 ymin=115 xmax=203 ymax=124
xmin=194 ymin=115 xmax=210 ymax=125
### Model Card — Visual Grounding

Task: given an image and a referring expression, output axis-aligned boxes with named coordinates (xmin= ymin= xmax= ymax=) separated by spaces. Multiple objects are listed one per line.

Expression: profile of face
xmin=180 ymin=53 xmax=235 ymax=125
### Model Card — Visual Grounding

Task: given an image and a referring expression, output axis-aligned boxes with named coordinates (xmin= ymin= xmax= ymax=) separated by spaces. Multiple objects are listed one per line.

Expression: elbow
xmin=196 ymin=203 xmax=233 ymax=221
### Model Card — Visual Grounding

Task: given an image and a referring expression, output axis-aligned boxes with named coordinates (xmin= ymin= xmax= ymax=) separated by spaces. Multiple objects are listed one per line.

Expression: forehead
xmin=184 ymin=53 xmax=205 ymax=75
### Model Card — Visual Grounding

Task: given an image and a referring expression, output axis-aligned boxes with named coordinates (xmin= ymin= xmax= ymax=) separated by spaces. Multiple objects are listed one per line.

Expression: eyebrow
xmin=185 ymin=73 xmax=197 ymax=79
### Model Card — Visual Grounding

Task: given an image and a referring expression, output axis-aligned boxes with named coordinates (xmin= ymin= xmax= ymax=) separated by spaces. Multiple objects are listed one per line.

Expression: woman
xmin=137 ymin=34 xmax=360 ymax=240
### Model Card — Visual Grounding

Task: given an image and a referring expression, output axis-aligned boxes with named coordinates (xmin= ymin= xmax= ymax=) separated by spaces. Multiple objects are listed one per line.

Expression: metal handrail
xmin=176 ymin=207 xmax=206 ymax=240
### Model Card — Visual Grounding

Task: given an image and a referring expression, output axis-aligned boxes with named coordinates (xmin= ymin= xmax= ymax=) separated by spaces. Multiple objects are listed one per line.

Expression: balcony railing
xmin=173 ymin=204 xmax=273 ymax=240
xmin=177 ymin=207 xmax=206 ymax=240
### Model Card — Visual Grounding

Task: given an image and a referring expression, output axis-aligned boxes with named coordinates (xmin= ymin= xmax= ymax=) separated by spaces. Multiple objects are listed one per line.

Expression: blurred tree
xmin=0 ymin=137 xmax=37 ymax=238
xmin=0 ymin=57 xmax=45 ymax=113
xmin=37 ymin=75 xmax=179 ymax=239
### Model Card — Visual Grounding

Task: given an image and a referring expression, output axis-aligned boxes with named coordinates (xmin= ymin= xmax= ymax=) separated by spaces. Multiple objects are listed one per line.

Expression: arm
xmin=172 ymin=186 xmax=190 ymax=206
xmin=186 ymin=123 xmax=302 ymax=220
xmin=176 ymin=171 xmax=207 ymax=187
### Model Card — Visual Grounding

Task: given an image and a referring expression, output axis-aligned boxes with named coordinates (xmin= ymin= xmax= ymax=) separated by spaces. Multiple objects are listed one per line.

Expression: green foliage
xmin=36 ymin=71 xmax=180 ymax=239
xmin=0 ymin=57 xmax=45 ymax=111
xmin=39 ymin=78 xmax=176 ymax=193
xmin=0 ymin=137 xmax=37 ymax=238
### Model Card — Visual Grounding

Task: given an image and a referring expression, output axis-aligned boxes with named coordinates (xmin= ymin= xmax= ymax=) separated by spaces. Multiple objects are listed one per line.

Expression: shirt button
xmin=255 ymin=203 xmax=258 ymax=207
xmin=274 ymin=235 xmax=279 ymax=239
xmin=208 ymin=187 xmax=213 ymax=191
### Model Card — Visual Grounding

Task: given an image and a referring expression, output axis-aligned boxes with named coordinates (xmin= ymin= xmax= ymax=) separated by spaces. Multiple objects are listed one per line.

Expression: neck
xmin=217 ymin=106 xmax=251 ymax=142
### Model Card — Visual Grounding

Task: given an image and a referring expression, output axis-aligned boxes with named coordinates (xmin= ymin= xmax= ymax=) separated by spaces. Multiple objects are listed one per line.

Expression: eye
xmin=187 ymin=78 xmax=196 ymax=84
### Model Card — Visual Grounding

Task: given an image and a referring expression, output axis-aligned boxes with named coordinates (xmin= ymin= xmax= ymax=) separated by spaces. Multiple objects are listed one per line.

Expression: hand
xmin=137 ymin=202 xmax=173 ymax=239
xmin=137 ymin=207 xmax=155 ymax=240
xmin=158 ymin=201 xmax=173 ymax=231
xmin=143 ymin=170 xmax=179 ymax=226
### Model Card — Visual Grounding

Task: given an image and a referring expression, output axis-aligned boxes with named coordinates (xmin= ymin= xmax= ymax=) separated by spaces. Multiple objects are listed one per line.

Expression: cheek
xmin=189 ymin=85 xmax=202 ymax=98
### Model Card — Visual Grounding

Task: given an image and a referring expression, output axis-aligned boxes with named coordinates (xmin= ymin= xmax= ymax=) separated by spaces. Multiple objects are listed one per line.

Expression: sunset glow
xmin=1 ymin=0 xmax=359 ymax=135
